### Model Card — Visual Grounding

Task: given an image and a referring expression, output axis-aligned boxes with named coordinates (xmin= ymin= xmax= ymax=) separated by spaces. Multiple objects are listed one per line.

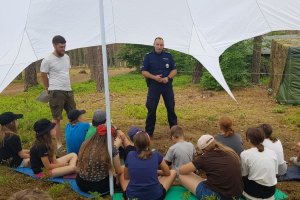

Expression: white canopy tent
xmin=1 ymin=0 xmax=300 ymax=196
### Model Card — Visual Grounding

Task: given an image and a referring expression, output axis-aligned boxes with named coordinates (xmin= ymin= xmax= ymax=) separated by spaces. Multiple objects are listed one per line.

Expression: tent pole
xmin=98 ymin=0 xmax=114 ymax=196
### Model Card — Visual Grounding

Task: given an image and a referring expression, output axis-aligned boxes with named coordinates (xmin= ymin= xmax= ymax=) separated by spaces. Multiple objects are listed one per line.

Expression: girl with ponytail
xmin=260 ymin=123 xmax=287 ymax=175
xmin=215 ymin=117 xmax=244 ymax=155
xmin=241 ymin=127 xmax=278 ymax=199
xmin=124 ymin=131 xmax=176 ymax=200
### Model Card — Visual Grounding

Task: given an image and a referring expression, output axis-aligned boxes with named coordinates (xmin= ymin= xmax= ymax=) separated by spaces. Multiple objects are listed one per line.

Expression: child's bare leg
xmin=56 ymin=153 xmax=77 ymax=166
xmin=51 ymin=166 xmax=77 ymax=177
xmin=159 ymin=170 xmax=177 ymax=191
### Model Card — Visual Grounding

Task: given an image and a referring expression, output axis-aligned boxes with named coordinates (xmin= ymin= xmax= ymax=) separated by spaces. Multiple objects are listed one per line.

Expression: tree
xmin=86 ymin=46 xmax=98 ymax=81
xmin=24 ymin=62 xmax=38 ymax=91
xmin=192 ymin=61 xmax=203 ymax=84
xmin=117 ymin=44 xmax=152 ymax=69
xmin=96 ymin=46 xmax=104 ymax=92
xmin=85 ymin=46 xmax=104 ymax=92
xmin=251 ymin=36 xmax=263 ymax=84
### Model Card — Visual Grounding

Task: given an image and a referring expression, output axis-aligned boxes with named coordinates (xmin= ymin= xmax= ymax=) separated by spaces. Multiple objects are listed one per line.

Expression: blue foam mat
xmin=15 ymin=167 xmax=93 ymax=198
xmin=278 ymin=165 xmax=300 ymax=181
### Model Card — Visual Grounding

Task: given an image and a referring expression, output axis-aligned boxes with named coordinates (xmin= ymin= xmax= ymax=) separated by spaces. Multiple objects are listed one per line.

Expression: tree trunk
xmin=24 ymin=62 xmax=38 ymax=91
xmin=87 ymin=46 xmax=98 ymax=81
xmin=86 ymin=46 xmax=104 ymax=92
xmin=251 ymin=36 xmax=263 ymax=84
xmin=192 ymin=62 xmax=203 ymax=84
xmin=96 ymin=46 xmax=104 ymax=92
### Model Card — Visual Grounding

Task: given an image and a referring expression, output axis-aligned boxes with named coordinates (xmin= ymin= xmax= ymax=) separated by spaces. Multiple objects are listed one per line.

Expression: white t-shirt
xmin=40 ymin=53 xmax=72 ymax=91
xmin=164 ymin=141 xmax=196 ymax=171
xmin=263 ymin=139 xmax=285 ymax=165
xmin=241 ymin=147 xmax=278 ymax=187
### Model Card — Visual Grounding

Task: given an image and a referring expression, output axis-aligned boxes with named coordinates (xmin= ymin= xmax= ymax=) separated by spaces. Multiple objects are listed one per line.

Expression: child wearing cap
xmin=215 ymin=117 xmax=244 ymax=155
xmin=65 ymin=109 xmax=90 ymax=154
xmin=84 ymin=109 xmax=107 ymax=141
xmin=164 ymin=125 xmax=195 ymax=172
xmin=30 ymin=119 xmax=77 ymax=178
xmin=124 ymin=131 xmax=176 ymax=200
xmin=76 ymin=123 xmax=128 ymax=195
xmin=260 ymin=123 xmax=287 ymax=175
xmin=0 ymin=112 xmax=30 ymax=168
xmin=179 ymin=134 xmax=243 ymax=199
xmin=241 ymin=127 xmax=278 ymax=200
xmin=114 ymin=126 xmax=142 ymax=161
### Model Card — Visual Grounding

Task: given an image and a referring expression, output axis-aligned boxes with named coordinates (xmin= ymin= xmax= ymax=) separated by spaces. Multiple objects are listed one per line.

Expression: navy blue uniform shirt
xmin=141 ymin=51 xmax=176 ymax=78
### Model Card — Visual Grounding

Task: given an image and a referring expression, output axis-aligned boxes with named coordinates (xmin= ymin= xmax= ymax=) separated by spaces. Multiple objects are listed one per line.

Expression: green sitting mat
xmin=112 ymin=186 xmax=198 ymax=200
xmin=240 ymin=189 xmax=288 ymax=200
xmin=112 ymin=186 xmax=288 ymax=200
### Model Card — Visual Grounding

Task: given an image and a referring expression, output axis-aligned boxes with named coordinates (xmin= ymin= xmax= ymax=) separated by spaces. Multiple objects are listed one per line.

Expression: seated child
xmin=215 ymin=116 xmax=244 ymax=155
xmin=0 ymin=112 xmax=30 ymax=167
xmin=76 ymin=124 xmax=128 ymax=194
xmin=84 ymin=109 xmax=106 ymax=141
xmin=164 ymin=125 xmax=195 ymax=172
xmin=30 ymin=119 xmax=77 ymax=178
xmin=65 ymin=109 xmax=90 ymax=154
xmin=114 ymin=126 xmax=142 ymax=161
xmin=124 ymin=131 xmax=176 ymax=200
xmin=260 ymin=123 xmax=287 ymax=175
xmin=241 ymin=127 xmax=278 ymax=200
xmin=179 ymin=134 xmax=243 ymax=199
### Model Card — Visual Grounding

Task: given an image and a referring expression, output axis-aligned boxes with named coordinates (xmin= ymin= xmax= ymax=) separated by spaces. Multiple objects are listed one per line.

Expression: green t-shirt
xmin=84 ymin=126 xmax=97 ymax=141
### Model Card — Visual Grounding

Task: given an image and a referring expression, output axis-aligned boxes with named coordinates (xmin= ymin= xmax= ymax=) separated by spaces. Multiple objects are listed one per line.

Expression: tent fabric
xmin=277 ymin=46 xmax=300 ymax=104
xmin=1 ymin=0 xmax=300 ymax=99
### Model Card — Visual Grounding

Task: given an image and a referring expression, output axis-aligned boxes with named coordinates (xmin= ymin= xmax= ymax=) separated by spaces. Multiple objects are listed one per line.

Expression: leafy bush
xmin=117 ymin=44 xmax=152 ymax=69
xmin=117 ymin=44 xmax=197 ymax=73
xmin=201 ymin=40 xmax=252 ymax=90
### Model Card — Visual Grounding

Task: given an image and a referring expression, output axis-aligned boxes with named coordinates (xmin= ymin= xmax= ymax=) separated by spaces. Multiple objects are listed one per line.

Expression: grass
xmin=284 ymin=110 xmax=300 ymax=127
xmin=272 ymin=105 xmax=288 ymax=114
xmin=1 ymin=72 xmax=300 ymax=199
xmin=47 ymin=182 xmax=70 ymax=199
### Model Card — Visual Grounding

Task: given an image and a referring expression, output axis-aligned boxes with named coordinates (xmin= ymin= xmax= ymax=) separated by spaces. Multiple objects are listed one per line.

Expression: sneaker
xmin=290 ymin=156 xmax=300 ymax=167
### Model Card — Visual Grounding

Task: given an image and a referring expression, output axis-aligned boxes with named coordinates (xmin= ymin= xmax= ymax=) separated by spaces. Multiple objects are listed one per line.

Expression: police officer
xmin=141 ymin=37 xmax=178 ymax=136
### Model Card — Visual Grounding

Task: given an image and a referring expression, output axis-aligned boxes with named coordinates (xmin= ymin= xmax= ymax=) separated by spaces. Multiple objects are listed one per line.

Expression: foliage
xmin=201 ymin=40 xmax=252 ymax=90
xmin=117 ymin=44 xmax=197 ymax=72
xmin=117 ymin=44 xmax=152 ymax=69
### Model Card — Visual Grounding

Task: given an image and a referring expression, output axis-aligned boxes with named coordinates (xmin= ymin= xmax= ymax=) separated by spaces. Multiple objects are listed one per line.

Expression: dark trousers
xmin=145 ymin=81 xmax=177 ymax=136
